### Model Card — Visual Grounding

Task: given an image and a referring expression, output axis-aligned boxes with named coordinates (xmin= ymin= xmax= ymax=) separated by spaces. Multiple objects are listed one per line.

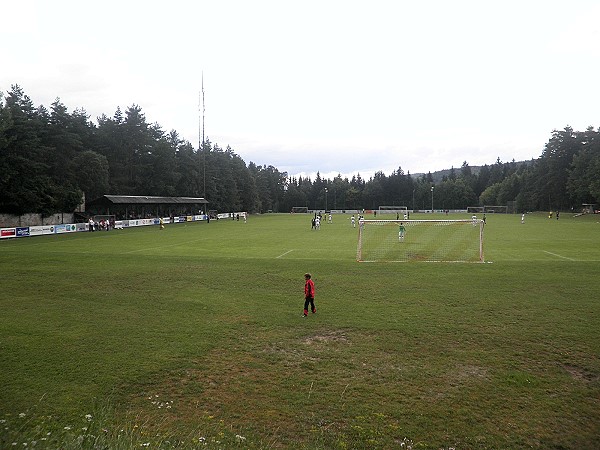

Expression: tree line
xmin=1 ymin=85 xmax=598 ymax=216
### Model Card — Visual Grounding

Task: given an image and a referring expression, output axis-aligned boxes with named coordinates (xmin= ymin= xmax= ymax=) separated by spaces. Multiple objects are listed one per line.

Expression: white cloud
xmin=1 ymin=0 xmax=599 ymax=181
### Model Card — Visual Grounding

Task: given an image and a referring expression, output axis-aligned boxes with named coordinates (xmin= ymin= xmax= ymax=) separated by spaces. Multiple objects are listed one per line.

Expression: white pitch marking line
xmin=276 ymin=249 xmax=294 ymax=259
xmin=543 ymin=251 xmax=575 ymax=261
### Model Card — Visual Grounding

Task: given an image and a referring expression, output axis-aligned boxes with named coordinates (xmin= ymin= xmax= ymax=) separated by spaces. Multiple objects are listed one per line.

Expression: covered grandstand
xmin=85 ymin=195 xmax=208 ymax=220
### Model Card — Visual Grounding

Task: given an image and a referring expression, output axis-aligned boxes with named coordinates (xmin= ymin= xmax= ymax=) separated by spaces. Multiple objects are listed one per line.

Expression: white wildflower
xmin=18 ymin=413 xmax=26 ymax=418
xmin=85 ymin=414 xmax=92 ymax=421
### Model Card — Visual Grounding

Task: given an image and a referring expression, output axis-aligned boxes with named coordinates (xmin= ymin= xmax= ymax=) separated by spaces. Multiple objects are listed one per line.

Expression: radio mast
xmin=202 ymin=71 xmax=205 ymax=148
xmin=200 ymin=72 xmax=206 ymax=200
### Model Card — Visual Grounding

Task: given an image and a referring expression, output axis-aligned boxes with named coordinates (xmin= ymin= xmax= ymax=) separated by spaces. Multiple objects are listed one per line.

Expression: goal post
xmin=468 ymin=205 xmax=509 ymax=214
xmin=483 ymin=205 xmax=508 ymax=213
xmin=378 ymin=206 xmax=408 ymax=214
xmin=357 ymin=219 xmax=484 ymax=263
xmin=467 ymin=206 xmax=484 ymax=213
xmin=290 ymin=206 xmax=308 ymax=213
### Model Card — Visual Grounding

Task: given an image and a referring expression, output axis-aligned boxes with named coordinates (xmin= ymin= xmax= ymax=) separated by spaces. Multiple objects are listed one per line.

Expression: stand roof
xmin=88 ymin=195 xmax=208 ymax=207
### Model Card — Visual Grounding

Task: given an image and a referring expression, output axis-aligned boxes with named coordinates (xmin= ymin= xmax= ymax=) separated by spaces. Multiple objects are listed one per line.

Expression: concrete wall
xmin=0 ymin=213 xmax=75 ymax=227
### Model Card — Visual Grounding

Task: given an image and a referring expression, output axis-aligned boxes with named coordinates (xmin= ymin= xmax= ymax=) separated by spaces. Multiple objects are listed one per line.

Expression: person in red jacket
xmin=303 ymin=273 xmax=316 ymax=317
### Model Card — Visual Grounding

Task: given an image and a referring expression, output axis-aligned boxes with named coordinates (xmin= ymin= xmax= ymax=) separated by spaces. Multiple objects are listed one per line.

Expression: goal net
xmin=378 ymin=206 xmax=408 ymax=214
xmin=467 ymin=206 xmax=484 ymax=213
xmin=357 ymin=219 xmax=484 ymax=263
xmin=483 ymin=205 xmax=508 ymax=213
xmin=291 ymin=206 xmax=308 ymax=213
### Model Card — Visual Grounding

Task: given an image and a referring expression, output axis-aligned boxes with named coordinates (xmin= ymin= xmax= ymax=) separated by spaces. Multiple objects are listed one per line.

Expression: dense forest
xmin=1 ymin=85 xmax=599 ymax=216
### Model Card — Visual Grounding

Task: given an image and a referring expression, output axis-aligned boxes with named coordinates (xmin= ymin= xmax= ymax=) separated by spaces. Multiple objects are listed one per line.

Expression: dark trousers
xmin=304 ymin=296 xmax=315 ymax=313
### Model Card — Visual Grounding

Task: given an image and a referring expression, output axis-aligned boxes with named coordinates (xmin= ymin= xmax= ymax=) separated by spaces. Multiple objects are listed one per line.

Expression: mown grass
xmin=1 ymin=212 xmax=599 ymax=449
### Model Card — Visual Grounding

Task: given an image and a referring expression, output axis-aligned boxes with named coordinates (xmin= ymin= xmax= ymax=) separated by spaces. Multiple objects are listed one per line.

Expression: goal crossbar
xmin=357 ymin=219 xmax=484 ymax=263
xmin=378 ymin=206 xmax=408 ymax=211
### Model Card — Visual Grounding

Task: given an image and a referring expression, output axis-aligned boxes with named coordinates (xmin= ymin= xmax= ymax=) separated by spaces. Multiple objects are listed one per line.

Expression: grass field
xmin=1 ymin=212 xmax=599 ymax=449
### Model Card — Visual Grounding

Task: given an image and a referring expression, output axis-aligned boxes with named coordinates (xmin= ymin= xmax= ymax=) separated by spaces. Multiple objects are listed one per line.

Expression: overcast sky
xmin=2 ymin=0 xmax=599 ymax=180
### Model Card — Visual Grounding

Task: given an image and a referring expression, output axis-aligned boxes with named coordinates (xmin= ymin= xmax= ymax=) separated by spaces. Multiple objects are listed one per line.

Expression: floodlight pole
xmin=431 ymin=186 xmax=434 ymax=213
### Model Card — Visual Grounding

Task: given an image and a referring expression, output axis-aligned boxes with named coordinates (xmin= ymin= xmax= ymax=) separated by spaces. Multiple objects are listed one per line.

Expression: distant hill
xmin=414 ymin=159 xmax=535 ymax=183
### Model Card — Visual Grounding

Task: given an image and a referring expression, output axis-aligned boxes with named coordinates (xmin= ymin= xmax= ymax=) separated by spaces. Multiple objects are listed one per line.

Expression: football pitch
xmin=1 ymin=212 xmax=599 ymax=449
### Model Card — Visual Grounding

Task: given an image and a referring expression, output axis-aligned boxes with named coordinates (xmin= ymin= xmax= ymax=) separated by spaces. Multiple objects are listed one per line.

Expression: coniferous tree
xmin=567 ymin=126 xmax=600 ymax=207
xmin=175 ymin=141 xmax=200 ymax=197
xmin=71 ymin=150 xmax=110 ymax=201
xmin=537 ymin=127 xmax=582 ymax=210
xmin=2 ymin=85 xmax=598 ymax=216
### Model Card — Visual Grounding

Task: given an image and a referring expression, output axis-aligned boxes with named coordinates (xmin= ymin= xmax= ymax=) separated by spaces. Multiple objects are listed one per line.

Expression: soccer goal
xmin=483 ymin=205 xmax=508 ymax=213
xmin=378 ymin=206 xmax=408 ymax=214
xmin=356 ymin=219 xmax=484 ymax=263
xmin=291 ymin=206 xmax=308 ymax=213
xmin=467 ymin=206 xmax=484 ymax=213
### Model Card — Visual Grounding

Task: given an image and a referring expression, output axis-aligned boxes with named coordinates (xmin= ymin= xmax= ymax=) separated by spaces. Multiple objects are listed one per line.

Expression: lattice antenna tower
xmin=202 ymin=72 xmax=205 ymax=148
xmin=199 ymin=72 xmax=206 ymax=199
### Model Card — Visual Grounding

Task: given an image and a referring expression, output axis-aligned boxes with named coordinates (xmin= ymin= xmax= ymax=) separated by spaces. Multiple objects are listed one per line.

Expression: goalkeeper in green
xmin=398 ymin=223 xmax=406 ymax=241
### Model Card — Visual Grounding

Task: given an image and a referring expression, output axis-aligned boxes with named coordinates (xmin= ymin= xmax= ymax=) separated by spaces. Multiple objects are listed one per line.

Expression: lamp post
xmin=324 ymin=187 xmax=328 ymax=212
xmin=431 ymin=186 xmax=434 ymax=213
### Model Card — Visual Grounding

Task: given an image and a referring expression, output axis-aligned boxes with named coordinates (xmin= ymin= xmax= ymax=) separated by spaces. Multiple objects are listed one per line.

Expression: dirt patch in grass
xmin=303 ymin=329 xmax=349 ymax=345
xmin=563 ymin=364 xmax=599 ymax=383
xmin=452 ymin=364 xmax=489 ymax=382
xmin=262 ymin=328 xmax=352 ymax=366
